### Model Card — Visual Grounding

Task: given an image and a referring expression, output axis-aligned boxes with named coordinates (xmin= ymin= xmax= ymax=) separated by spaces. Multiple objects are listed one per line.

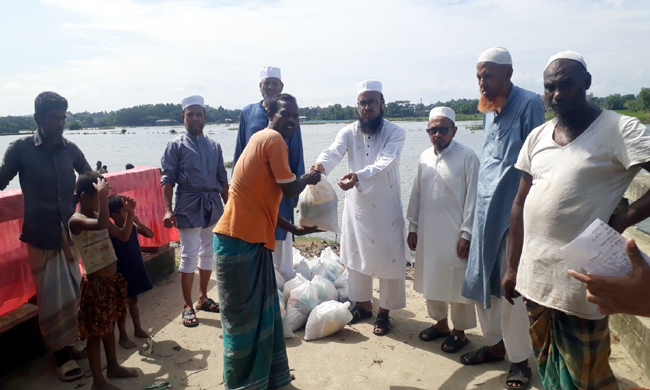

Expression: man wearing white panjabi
xmin=407 ymin=107 xmax=479 ymax=354
xmin=311 ymin=79 xmax=408 ymax=336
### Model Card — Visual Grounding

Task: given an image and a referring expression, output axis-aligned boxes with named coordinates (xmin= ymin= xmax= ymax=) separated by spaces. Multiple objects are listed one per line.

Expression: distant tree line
xmin=1 ymin=89 xmax=649 ymax=134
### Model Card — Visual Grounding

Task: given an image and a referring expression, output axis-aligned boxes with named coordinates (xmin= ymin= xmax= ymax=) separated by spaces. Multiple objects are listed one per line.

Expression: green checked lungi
xmin=527 ymin=301 xmax=617 ymax=390
xmin=214 ymin=233 xmax=291 ymax=390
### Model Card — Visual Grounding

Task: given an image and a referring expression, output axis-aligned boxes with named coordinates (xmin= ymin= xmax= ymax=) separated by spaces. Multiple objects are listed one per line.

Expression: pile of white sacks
xmin=275 ymin=247 xmax=352 ymax=341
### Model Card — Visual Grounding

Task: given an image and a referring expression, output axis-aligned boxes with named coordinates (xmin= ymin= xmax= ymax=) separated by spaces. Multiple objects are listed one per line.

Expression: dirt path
xmin=2 ymin=244 xmax=648 ymax=390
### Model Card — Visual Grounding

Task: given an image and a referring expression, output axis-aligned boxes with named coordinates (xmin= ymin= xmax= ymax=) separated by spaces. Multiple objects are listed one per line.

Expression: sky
xmin=0 ymin=0 xmax=648 ymax=116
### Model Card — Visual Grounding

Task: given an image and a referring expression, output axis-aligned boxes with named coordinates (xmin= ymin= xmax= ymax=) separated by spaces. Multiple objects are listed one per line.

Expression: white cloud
xmin=0 ymin=0 xmax=649 ymax=115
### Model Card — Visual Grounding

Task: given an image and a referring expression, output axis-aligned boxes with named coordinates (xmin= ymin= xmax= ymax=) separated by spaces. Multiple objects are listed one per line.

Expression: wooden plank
xmin=0 ymin=303 xmax=38 ymax=333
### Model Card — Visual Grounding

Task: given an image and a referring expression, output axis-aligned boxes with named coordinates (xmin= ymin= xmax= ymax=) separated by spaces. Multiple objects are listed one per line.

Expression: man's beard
xmin=478 ymin=95 xmax=507 ymax=113
xmin=358 ymin=109 xmax=384 ymax=135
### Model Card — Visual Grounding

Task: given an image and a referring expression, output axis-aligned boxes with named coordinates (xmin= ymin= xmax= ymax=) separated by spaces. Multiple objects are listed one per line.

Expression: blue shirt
xmin=462 ymin=85 xmax=546 ymax=309
xmin=233 ymin=101 xmax=305 ymax=241
xmin=161 ymin=132 xmax=228 ymax=229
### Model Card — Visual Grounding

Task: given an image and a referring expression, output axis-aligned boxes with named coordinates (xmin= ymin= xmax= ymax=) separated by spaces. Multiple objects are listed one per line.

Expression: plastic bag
xmin=310 ymin=275 xmax=339 ymax=303
xmin=297 ymin=175 xmax=341 ymax=233
xmin=275 ymin=269 xmax=285 ymax=291
xmin=286 ymin=282 xmax=319 ymax=331
xmin=304 ymin=301 xmax=353 ymax=341
xmin=283 ymin=274 xmax=308 ymax=304
xmin=294 ymin=259 xmax=312 ymax=281
xmin=319 ymin=249 xmax=344 ymax=278
xmin=312 ymin=263 xmax=337 ymax=283
xmin=334 ymin=269 xmax=349 ymax=302
xmin=293 ymin=247 xmax=306 ymax=266
xmin=277 ymin=290 xmax=295 ymax=339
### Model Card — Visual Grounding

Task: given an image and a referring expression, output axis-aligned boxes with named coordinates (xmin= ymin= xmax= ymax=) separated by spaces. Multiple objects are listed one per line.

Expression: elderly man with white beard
xmin=407 ymin=107 xmax=479 ymax=354
xmin=311 ymin=79 xmax=409 ymax=337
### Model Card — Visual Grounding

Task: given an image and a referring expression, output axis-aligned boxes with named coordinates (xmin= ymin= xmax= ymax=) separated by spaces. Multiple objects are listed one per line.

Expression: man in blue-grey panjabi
xmin=460 ymin=46 xmax=545 ymax=390
xmin=161 ymin=95 xmax=229 ymax=328
xmin=232 ymin=66 xmax=305 ymax=281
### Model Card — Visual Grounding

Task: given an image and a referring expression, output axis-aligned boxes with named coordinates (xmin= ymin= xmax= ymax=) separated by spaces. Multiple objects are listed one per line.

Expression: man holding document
xmin=503 ymin=51 xmax=650 ymax=390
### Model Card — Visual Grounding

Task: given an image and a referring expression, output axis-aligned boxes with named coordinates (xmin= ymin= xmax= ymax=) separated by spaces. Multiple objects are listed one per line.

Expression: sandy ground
xmin=3 ymin=247 xmax=649 ymax=390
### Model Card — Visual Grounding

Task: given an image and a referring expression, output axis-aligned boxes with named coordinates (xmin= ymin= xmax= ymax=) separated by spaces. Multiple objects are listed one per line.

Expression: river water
xmin=3 ymin=120 xmax=650 ymax=238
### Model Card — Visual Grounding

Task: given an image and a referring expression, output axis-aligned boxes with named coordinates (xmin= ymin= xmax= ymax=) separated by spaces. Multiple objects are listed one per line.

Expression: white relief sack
xmin=310 ymin=275 xmax=339 ymax=303
xmin=283 ymin=273 xmax=308 ymax=304
xmin=286 ymin=282 xmax=319 ymax=331
xmin=297 ymin=175 xmax=341 ymax=233
xmin=304 ymin=301 xmax=353 ymax=341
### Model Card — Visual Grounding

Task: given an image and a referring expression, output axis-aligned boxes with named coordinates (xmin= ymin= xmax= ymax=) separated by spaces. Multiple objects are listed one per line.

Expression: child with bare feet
xmin=69 ymin=172 xmax=138 ymax=390
xmin=107 ymin=194 xmax=155 ymax=349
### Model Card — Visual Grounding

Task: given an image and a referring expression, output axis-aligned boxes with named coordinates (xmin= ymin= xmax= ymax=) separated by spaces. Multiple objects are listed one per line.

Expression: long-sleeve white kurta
xmin=407 ymin=141 xmax=480 ymax=303
xmin=316 ymin=119 xmax=409 ymax=279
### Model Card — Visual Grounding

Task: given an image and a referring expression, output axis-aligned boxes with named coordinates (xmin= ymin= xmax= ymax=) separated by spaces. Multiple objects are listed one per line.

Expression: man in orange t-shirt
xmin=213 ymin=93 xmax=320 ymax=390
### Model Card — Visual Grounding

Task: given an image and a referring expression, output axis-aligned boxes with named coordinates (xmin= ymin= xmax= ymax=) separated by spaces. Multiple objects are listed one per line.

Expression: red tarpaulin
xmin=0 ymin=166 xmax=179 ymax=317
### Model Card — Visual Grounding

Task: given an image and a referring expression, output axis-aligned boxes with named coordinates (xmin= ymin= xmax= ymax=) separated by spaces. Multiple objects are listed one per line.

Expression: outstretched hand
xmin=338 ymin=172 xmax=358 ymax=191
xmin=301 ymin=170 xmax=321 ymax=185
xmin=294 ymin=226 xmax=322 ymax=236
xmin=569 ymin=238 xmax=650 ymax=316
xmin=310 ymin=162 xmax=325 ymax=174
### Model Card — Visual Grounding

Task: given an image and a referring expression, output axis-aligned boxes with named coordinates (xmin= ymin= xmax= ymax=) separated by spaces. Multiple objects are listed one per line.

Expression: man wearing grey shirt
xmin=0 ymin=92 xmax=92 ymax=382
xmin=161 ymin=95 xmax=229 ymax=328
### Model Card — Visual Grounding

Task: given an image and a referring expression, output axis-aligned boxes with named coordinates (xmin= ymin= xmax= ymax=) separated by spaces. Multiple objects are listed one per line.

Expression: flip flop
xmin=418 ymin=325 xmax=450 ymax=342
xmin=506 ymin=363 xmax=532 ymax=390
xmin=182 ymin=308 xmax=199 ymax=327
xmin=196 ymin=298 xmax=220 ymax=313
xmin=441 ymin=334 xmax=470 ymax=354
xmin=349 ymin=304 xmax=373 ymax=324
xmin=373 ymin=312 xmax=390 ymax=336
xmin=56 ymin=359 xmax=84 ymax=381
xmin=460 ymin=346 xmax=505 ymax=365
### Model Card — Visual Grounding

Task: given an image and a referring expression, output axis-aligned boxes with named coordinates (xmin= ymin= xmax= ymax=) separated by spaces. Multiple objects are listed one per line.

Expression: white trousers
xmin=272 ymin=233 xmax=295 ymax=281
xmin=475 ymin=234 xmax=532 ymax=363
xmin=178 ymin=225 xmax=216 ymax=273
xmin=427 ymin=300 xmax=477 ymax=331
xmin=347 ymin=267 xmax=406 ymax=311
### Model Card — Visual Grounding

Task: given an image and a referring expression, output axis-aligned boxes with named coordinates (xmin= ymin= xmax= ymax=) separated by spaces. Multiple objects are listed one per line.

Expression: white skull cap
xmin=429 ymin=106 xmax=456 ymax=123
xmin=181 ymin=95 xmax=204 ymax=110
xmin=545 ymin=50 xmax=587 ymax=71
xmin=260 ymin=66 xmax=281 ymax=81
xmin=357 ymin=79 xmax=382 ymax=96
xmin=477 ymin=46 xmax=512 ymax=65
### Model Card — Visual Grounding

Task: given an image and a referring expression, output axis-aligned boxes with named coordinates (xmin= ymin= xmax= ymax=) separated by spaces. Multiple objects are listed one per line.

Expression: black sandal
xmin=182 ymin=308 xmax=199 ymax=328
xmin=419 ymin=326 xmax=450 ymax=341
xmin=373 ymin=312 xmax=390 ymax=336
xmin=459 ymin=346 xmax=505 ymax=365
xmin=441 ymin=334 xmax=470 ymax=353
xmin=349 ymin=304 xmax=373 ymax=324
xmin=506 ymin=363 xmax=532 ymax=390
xmin=196 ymin=298 xmax=220 ymax=313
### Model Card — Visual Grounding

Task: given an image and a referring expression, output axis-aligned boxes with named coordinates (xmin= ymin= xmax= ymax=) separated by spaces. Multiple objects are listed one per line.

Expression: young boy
xmin=69 ymin=172 xmax=138 ymax=390
xmin=107 ymin=194 xmax=155 ymax=349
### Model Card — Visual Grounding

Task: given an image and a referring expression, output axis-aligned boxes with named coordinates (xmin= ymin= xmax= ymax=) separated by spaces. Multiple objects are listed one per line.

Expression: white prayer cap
xmin=357 ymin=79 xmax=382 ymax=96
xmin=260 ymin=66 xmax=281 ymax=81
xmin=477 ymin=46 xmax=512 ymax=65
xmin=545 ymin=50 xmax=587 ymax=71
xmin=181 ymin=95 xmax=204 ymax=110
xmin=429 ymin=106 xmax=456 ymax=123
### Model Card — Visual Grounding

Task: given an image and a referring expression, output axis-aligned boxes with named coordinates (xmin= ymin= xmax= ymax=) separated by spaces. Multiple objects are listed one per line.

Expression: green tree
xmin=639 ymin=88 xmax=650 ymax=111
xmin=68 ymin=122 xmax=82 ymax=130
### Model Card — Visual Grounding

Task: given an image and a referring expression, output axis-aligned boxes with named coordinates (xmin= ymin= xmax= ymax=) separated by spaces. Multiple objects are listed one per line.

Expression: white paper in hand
xmin=561 ymin=218 xmax=650 ymax=277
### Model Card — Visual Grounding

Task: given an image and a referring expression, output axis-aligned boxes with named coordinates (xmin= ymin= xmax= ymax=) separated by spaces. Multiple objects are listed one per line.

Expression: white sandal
xmin=56 ymin=359 xmax=84 ymax=381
